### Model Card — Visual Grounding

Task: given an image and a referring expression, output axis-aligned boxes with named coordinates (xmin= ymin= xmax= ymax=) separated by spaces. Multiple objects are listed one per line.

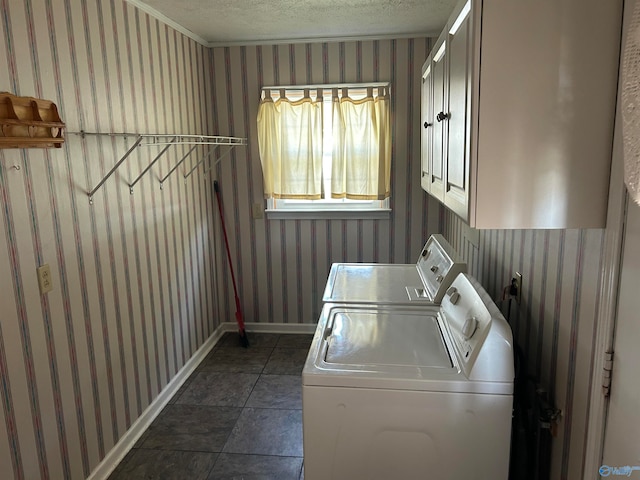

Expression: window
xmin=257 ymin=83 xmax=391 ymax=218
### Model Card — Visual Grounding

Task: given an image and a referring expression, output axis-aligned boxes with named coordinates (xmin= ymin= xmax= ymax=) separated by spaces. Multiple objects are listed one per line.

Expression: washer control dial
xmin=446 ymin=287 xmax=460 ymax=304
xmin=462 ymin=317 xmax=478 ymax=339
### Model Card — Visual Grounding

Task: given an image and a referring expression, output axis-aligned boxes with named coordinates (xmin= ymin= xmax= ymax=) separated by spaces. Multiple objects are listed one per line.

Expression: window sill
xmin=265 ymin=209 xmax=391 ymax=220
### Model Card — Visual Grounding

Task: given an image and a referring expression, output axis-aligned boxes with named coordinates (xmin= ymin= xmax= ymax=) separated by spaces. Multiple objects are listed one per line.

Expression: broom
xmin=213 ymin=181 xmax=249 ymax=348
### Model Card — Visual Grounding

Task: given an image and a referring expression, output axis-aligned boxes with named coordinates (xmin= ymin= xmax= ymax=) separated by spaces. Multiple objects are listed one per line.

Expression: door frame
xmin=582 ymin=2 xmax=630 ymax=471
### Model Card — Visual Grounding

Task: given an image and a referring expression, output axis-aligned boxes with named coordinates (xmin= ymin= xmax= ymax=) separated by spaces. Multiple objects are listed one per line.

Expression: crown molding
xmin=125 ymin=1 xmax=436 ymax=48
xmin=208 ymin=31 xmax=438 ymax=48
xmin=125 ymin=0 xmax=209 ymax=46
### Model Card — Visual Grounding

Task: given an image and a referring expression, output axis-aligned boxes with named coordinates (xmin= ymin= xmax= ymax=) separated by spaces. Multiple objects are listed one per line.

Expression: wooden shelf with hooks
xmin=0 ymin=92 xmax=65 ymax=149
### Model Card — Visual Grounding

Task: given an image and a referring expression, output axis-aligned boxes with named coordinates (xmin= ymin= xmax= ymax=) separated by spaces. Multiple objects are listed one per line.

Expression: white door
xmin=600 ymin=196 xmax=640 ymax=477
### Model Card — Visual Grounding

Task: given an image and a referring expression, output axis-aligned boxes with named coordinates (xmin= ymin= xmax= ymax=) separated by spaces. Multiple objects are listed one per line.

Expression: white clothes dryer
xmin=302 ymin=273 xmax=514 ymax=480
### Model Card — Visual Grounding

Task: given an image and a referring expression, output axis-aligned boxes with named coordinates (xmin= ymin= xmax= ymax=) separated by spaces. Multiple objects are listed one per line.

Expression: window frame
xmin=265 ymin=197 xmax=391 ymax=220
xmin=260 ymin=82 xmax=392 ymax=219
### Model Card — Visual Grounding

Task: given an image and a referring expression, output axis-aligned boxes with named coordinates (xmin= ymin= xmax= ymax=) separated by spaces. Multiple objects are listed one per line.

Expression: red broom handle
xmin=213 ymin=181 xmax=245 ymax=329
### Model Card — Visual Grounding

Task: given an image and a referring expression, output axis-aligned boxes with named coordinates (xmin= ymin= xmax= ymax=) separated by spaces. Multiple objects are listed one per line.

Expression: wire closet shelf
xmin=68 ymin=131 xmax=248 ymax=204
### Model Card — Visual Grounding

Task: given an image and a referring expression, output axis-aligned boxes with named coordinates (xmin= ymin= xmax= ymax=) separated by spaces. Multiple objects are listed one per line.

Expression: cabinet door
xmin=444 ymin=0 xmax=472 ymax=220
xmin=421 ymin=58 xmax=433 ymax=193
xmin=429 ymin=40 xmax=447 ymax=201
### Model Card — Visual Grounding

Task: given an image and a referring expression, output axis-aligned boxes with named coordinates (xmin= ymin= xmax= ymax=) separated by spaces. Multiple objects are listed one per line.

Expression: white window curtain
xmin=257 ymin=90 xmax=323 ymax=199
xmin=331 ymin=87 xmax=391 ymax=200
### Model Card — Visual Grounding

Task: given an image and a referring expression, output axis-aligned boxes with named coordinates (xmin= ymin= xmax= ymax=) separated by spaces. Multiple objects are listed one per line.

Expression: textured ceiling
xmin=131 ymin=0 xmax=457 ymax=45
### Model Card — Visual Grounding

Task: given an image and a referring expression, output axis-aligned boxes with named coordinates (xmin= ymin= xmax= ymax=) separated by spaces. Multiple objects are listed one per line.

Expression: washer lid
xmin=304 ymin=301 xmax=514 ymax=395
xmin=324 ymin=310 xmax=452 ymax=369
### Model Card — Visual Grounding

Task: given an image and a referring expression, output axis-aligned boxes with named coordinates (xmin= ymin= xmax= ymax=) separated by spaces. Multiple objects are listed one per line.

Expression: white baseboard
xmin=86 ymin=322 xmax=315 ymax=479
xmin=221 ymin=321 xmax=317 ymax=335
xmin=86 ymin=325 xmax=226 ymax=480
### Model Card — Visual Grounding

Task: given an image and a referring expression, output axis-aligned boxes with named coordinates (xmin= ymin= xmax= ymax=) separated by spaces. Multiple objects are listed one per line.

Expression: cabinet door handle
xmin=436 ymin=111 xmax=449 ymax=122
xmin=423 ymin=121 xmax=432 ymax=128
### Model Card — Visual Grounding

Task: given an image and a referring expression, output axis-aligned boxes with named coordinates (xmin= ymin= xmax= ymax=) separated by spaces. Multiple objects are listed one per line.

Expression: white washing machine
xmin=323 ymin=234 xmax=466 ymax=305
xmin=302 ymin=273 xmax=514 ymax=480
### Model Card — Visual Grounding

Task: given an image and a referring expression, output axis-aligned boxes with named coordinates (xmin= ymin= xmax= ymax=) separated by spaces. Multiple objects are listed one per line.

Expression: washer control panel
xmin=441 ymin=274 xmax=493 ymax=370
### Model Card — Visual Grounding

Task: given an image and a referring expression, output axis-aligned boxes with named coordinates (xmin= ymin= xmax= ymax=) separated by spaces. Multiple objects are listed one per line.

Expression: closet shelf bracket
xmin=88 ymin=135 xmax=143 ymax=205
xmin=160 ymin=145 xmax=198 ymax=189
xmin=70 ymin=132 xmax=248 ymax=204
xmin=129 ymin=137 xmax=176 ymax=195
xmin=184 ymin=145 xmax=234 ymax=180
xmin=204 ymin=147 xmax=234 ymax=175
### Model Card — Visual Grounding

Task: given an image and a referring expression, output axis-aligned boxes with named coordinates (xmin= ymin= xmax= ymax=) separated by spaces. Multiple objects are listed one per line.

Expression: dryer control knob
xmin=421 ymin=249 xmax=431 ymax=258
xmin=430 ymin=265 xmax=439 ymax=273
xmin=446 ymin=286 xmax=457 ymax=296
xmin=436 ymin=274 xmax=444 ymax=283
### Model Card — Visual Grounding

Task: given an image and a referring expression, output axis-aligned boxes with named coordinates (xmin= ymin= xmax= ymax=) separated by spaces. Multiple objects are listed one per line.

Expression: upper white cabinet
xmin=421 ymin=52 xmax=433 ymax=194
xmin=421 ymin=0 xmax=622 ymax=229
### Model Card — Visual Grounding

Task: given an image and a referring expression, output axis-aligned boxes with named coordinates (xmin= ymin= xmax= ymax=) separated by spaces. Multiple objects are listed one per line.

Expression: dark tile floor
xmin=108 ymin=332 xmax=313 ymax=480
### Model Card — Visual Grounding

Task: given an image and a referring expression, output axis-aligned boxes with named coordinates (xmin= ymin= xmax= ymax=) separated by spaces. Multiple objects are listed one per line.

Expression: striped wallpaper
xmin=209 ymin=39 xmax=443 ymax=327
xmin=0 ymin=1 xmax=217 ymax=478
xmin=9 ymin=0 xmax=609 ymax=479
xmin=443 ymin=212 xmax=606 ymax=480
xmin=0 ymin=0 xmax=614 ymax=478
xmin=0 ymin=1 xmax=445 ymax=477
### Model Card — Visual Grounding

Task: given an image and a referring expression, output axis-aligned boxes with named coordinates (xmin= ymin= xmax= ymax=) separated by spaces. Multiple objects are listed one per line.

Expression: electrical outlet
xmin=514 ymin=272 xmax=522 ymax=304
xmin=37 ymin=264 xmax=53 ymax=294
xmin=252 ymin=203 xmax=264 ymax=219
